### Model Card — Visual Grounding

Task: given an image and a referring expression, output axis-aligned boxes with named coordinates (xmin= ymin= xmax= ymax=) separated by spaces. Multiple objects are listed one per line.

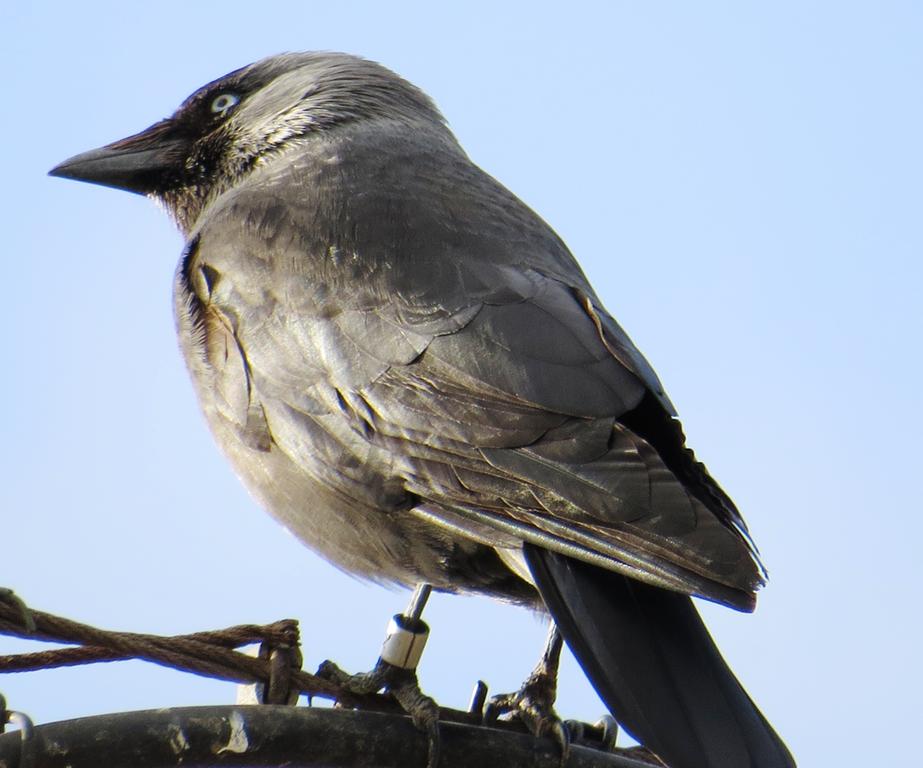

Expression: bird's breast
xmin=171 ymin=233 xmax=529 ymax=598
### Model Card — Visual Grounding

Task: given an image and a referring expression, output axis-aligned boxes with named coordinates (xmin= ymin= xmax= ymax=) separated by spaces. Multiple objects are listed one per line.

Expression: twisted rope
xmin=0 ymin=588 xmax=341 ymax=702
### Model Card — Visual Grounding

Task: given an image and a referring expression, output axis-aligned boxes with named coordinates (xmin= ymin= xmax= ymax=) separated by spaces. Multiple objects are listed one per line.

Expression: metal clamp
xmin=257 ymin=640 xmax=303 ymax=705
xmin=1 ymin=693 xmax=36 ymax=768
xmin=253 ymin=620 xmax=303 ymax=706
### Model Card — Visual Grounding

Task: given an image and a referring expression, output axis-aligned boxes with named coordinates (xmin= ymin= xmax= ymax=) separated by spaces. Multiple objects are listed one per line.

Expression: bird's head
xmin=50 ymin=52 xmax=449 ymax=232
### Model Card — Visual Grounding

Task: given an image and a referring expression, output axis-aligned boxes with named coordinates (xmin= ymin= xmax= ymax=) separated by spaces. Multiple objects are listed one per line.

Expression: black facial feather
xmin=149 ymin=54 xmax=450 ymax=233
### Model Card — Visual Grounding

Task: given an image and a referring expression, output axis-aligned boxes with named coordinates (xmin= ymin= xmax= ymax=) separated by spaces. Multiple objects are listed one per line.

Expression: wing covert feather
xmin=184 ymin=139 xmax=762 ymax=606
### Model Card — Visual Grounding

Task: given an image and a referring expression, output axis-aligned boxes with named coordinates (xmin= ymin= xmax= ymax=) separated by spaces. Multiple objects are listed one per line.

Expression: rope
xmin=0 ymin=588 xmax=357 ymax=705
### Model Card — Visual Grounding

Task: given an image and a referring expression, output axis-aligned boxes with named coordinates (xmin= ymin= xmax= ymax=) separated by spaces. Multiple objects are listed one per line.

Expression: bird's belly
xmin=202 ymin=404 xmax=423 ymax=582
xmin=196 ymin=400 xmax=537 ymax=604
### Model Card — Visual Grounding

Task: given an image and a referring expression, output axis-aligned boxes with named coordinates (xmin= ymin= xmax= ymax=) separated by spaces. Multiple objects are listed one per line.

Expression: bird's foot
xmin=484 ymin=668 xmax=569 ymax=760
xmin=317 ymin=587 xmax=439 ymax=767
xmin=318 ymin=657 xmax=440 ymax=767
xmin=484 ymin=621 xmax=569 ymax=760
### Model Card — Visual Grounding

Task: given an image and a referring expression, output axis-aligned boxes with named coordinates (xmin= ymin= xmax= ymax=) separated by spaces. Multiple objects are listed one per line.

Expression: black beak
xmin=49 ymin=119 xmax=190 ymax=195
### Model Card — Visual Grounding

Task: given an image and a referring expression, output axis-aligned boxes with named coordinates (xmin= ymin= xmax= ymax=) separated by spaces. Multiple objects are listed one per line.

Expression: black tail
xmin=524 ymin=545 xmax=795 ymax=768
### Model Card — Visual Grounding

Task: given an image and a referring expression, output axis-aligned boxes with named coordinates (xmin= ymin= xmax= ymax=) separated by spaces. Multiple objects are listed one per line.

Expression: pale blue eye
xmin=210 ymin=93 xmax=240 ymax=115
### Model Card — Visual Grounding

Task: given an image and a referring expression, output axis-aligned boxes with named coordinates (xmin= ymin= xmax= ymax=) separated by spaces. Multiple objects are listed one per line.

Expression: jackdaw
xmin=50 ymin=52 xmax=795 ymax=768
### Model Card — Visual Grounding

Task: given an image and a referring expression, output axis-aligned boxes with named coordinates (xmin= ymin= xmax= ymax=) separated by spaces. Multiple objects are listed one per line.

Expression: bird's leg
xmin=484 ymin=620 xmax=569 ymax=756
xmin=317 ymin=583 xmax=440 ymax=767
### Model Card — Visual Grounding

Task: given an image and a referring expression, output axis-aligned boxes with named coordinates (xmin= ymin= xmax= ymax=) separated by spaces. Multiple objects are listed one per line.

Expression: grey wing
xmin=183 ymin=152 xmax=764 ymax=610
xmin=361 ymin=275 xmax=764 ymax=610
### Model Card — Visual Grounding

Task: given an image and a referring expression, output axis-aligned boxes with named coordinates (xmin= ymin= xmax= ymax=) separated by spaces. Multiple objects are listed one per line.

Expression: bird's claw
xmin=391 ymin=679 xmax=440 ymax=768
xmin=484 ymin=682 xmax=570 ymax=762
xmin=317 ymin=657 xmax=441 ymax=768
xmin=566 ymin=716 xmax=619 ymax=752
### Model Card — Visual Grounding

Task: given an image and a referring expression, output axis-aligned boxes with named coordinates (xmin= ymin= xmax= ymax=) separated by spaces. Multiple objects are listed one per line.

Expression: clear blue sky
xmin=3 ymin=3 xmax=921 ymax=765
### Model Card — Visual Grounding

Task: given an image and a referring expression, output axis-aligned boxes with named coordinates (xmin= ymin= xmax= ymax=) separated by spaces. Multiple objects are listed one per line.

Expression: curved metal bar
xmin=0 ymin=705 xmax=653 ymax=768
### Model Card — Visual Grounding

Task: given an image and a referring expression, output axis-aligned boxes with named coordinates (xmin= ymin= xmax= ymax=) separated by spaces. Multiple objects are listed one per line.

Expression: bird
xmin=50 ymin=52 xmax=795 ymax=767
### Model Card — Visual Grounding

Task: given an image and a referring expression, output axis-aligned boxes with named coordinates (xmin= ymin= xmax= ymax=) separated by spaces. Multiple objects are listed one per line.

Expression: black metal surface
xmin=0 ymin=705 xmax=655 ymax=768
